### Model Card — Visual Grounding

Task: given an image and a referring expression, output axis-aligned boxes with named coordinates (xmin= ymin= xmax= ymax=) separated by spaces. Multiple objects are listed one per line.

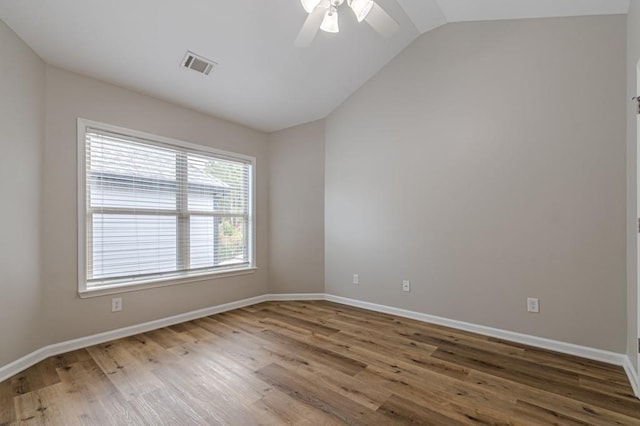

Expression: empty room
xmin=1 ymin=0 xmax=640 ymax=424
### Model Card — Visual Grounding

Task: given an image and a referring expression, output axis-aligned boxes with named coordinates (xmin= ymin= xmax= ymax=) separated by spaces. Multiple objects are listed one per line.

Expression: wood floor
xmin=1 ymin=301 xmax=639 ymax=425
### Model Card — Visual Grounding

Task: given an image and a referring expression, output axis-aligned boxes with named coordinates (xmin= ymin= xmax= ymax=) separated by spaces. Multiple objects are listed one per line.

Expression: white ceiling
xmin=0 ymin=0 xmax=629 ymax=132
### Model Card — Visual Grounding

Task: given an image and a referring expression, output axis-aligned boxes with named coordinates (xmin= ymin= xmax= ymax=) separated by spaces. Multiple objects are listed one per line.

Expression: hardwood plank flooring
xmin=1 ymin=300 xmax=639 ymax=425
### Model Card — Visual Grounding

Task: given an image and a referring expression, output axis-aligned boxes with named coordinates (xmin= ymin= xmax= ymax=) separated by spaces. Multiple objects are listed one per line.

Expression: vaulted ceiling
xmin=0 ymin=0 xmax=629 ymax=131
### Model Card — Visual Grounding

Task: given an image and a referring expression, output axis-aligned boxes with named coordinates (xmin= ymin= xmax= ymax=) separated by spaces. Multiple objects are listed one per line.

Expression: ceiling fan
xmin=295 ymin=0 xmax=399 ymax=47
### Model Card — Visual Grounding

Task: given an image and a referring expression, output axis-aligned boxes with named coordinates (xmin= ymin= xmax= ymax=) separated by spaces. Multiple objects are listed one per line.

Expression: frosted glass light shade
xmin=320 ymin=8 xmax=339 ymax=33
xmin=348 ymin=0 xmax=373 ymax=22
xmin=301 ymin=0 xmax=322 ymax=13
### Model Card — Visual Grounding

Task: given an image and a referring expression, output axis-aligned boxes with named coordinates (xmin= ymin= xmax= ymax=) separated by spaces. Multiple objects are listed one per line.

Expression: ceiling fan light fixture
xmin=320 ymin=7 xmax=339 ymax=33
xmin=347 ymin=0 xmax=373 ymax=22
xmin=300 ymin=0 xmax=322 ymax=14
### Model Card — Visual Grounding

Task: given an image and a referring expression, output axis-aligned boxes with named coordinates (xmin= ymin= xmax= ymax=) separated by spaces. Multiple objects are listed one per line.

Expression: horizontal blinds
xmin=85 ymin=128 xmax=251 ymax=287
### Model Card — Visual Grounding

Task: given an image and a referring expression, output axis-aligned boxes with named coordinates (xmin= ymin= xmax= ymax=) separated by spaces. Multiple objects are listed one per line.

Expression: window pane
xmin=190 ymin=216 xmax=214 ymax=269
xmin=83 ymin=124 xmax=253 ymax=289
xmin=88 ymin=133 xmax=177 ymax=210
xmin=187 ymin=154 xmax=249 ymax=214
xmin=91 ymin=178 xmax=177 ymax=210
xmin=91 ymin=214 xmax=177 ymax=279
xmin=188 ymin=190 xmax=219 ymax=213
xmin=190 ymin=216 xmax=247 ymax=268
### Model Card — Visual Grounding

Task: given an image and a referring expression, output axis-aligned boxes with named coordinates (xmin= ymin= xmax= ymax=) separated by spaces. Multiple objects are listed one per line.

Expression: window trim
xmin=77 ymin=118 xmax=257 ymax=297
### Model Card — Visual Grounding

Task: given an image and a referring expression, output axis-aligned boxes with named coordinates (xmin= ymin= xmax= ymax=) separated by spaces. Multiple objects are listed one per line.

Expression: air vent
xmin=181 ymin=51 xmax=216 ymax=76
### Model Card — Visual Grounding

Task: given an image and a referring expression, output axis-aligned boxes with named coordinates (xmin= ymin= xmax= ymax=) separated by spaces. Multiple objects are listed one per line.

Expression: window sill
xmin=78 ymin=267 xmax=258 ymax=299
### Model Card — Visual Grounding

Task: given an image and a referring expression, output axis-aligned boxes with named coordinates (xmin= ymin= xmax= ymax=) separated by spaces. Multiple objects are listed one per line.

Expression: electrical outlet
xmin=353 ymin=274 xmax=359 ymax=285
xmin=402 ymin=280 xmax=410 ymax=292
xmin=112 ymin=297 xmax=123 ymax=312
xmin=527 ymin=297 xmax=539 ymax=313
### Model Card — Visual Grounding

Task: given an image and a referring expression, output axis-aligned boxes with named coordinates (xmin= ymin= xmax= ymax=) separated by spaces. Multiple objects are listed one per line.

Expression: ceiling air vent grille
xmin=181 ymin=51 xmax=216 ymax=76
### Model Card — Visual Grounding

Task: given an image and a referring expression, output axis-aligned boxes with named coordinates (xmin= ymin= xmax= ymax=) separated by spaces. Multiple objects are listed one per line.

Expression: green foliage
xmin=221 ymin=220 xmax=235 ymax=236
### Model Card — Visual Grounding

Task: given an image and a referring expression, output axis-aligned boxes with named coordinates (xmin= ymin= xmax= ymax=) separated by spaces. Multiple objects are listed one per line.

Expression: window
xmin=77 ymin=119 xmax=255 ymax=295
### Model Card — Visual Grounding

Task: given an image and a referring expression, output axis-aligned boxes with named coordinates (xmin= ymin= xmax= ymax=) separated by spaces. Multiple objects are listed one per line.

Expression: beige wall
xmin=628 ymin=4 xmax=640 ymax=373
xmin=0 ymin=20 xmax=45 ymax=366
xmin=41 ymin=66 xmax=269 ymax=345
xmin=268 ymin=120 xmax=325 ymax=294
xmin=325 ymin=16 xmax=627 ymax=352
xmin=0 ymin=12 xmax=634 ymax=373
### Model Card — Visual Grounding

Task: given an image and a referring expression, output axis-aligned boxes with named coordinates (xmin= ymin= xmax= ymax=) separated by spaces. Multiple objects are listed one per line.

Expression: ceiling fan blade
xmin=295 ymin=7 xmax=325 ymax=47
xmin=364 ymin=1 xmax=399 ymax=38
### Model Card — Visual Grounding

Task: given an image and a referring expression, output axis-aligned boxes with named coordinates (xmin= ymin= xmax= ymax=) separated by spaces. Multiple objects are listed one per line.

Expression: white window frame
xmin=77 ymin=118 xmax=257 ymax=298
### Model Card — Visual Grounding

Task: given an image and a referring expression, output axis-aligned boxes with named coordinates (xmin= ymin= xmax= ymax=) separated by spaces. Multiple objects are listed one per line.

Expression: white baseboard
xmin=0 ymin=347 xmax=52 ymax=385
xmin=267 ymin=293 xmax=325 ymax=301
xmin=1 ymin=292 xmax=638 ymax=400
xmin=325 ymin=294 xmax=640 ymax=398
xmin=0 ymin=294 xmax=269 ymax=383
xmin=623 ymin=356 xmax=640 ymax=398
xmin=324 ymin=295 xmax=624 ymax=365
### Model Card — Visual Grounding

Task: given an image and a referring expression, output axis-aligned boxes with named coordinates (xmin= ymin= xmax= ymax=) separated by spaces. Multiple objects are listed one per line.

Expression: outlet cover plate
xmin=112 ymin=297 xmax=123 ymax=312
